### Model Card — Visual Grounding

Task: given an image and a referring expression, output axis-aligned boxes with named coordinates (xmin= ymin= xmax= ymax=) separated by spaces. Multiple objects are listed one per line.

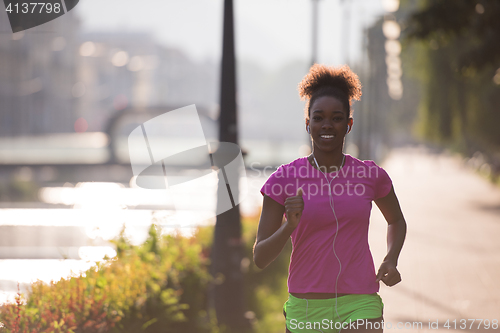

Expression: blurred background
xmin=0 ymin=0 xmax=499 ymax=331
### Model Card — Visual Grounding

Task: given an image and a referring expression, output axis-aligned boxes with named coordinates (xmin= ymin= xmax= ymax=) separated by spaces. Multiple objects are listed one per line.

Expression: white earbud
xmin=346 ymin=125 xmax=350 ymax=134
xmin=307 ymin=125 xmax=310 ymax=134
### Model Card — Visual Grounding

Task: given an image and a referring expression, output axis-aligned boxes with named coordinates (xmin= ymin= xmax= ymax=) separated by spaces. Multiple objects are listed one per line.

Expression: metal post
xmin=311 ymin=0 xmax=319 ymax=67
xmin=341 ymin=0 xmax=351 ymax=65
xmin=211 ymin=0 xmax=249 ymax=331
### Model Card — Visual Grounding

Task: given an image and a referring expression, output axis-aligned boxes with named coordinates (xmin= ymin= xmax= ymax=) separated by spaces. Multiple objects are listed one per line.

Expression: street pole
xmin=311 ymin=0 xmax=319 ymax=67
xmin=211 ymin=0 xmax=249 ymax=331
xmin=341 ymin=0 xmax=351 ymax=65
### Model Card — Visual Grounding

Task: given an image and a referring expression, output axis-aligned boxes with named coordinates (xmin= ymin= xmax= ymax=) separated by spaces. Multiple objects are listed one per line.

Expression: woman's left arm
xmin=374 ymin=185 xmax=407 ymax=287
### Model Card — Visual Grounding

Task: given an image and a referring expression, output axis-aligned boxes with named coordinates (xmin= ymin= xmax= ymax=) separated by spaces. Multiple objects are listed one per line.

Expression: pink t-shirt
xmin=260 ymin=154 xmax=392 ymax=294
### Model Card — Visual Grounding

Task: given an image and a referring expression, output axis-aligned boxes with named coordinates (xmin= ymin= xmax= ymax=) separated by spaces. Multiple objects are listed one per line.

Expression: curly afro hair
xmin=298 ymin=64 xmax=362 ymax=119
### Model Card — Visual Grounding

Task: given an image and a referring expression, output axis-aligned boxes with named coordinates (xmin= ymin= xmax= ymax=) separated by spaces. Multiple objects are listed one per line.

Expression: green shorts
xmin=283 ymin=293 xmax=384 ymax=333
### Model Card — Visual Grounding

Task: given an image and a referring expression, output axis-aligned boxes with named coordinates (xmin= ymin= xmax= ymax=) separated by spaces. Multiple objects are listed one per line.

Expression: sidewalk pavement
xmin=370 ymin=147 xmax=500 ymax=333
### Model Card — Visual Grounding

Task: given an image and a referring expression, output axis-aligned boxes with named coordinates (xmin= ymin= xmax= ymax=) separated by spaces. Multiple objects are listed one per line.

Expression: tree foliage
xmin=405 ymin=0 xmax=500 ymax=70
xmin=401 ymin=0 xmax=500 ymax=181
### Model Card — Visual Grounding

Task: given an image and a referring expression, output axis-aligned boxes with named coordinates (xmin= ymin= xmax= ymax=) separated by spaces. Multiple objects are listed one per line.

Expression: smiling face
xmin=306 ymin=95 xmax=353 ymax=153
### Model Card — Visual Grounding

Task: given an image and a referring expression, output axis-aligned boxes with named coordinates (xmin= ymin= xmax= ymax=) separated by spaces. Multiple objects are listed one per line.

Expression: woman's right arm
xmin=253 ymin=189 xmax=304 ymax=269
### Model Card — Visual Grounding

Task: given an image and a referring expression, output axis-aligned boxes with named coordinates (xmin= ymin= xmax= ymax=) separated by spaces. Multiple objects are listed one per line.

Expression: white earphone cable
xmin=312 ymin=153 xmax=345 ymax=326
xmin=304 ymin=124 xmax=349 ymax=331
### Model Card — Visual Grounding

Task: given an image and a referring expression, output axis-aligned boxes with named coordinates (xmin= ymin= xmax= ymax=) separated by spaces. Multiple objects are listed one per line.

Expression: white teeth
xmin=321 ymin=135 xmax=334 ymax=138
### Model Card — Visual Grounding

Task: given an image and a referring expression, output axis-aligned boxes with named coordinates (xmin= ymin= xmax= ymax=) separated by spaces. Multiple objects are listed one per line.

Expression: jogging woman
xmin=253 ymin=64 xmax=407 ymax=333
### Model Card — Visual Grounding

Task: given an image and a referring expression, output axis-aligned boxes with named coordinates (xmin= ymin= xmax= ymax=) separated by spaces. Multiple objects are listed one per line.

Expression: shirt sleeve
xmin=260 ymin=164 xmax=288 ymax=206
xmin=373 ymin=164 xmax=393 ymax=200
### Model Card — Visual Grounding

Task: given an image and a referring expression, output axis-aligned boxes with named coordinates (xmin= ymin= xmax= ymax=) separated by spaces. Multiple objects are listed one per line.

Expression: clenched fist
xmin=376 ymin=260 xmax=402 ymax=286
xmin=284 ymin=187 xmax=305 ymax=229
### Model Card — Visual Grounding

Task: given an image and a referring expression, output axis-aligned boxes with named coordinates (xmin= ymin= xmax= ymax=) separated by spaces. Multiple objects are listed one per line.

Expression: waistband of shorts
xmin=287 ymin=293 xmax=380 ymax=308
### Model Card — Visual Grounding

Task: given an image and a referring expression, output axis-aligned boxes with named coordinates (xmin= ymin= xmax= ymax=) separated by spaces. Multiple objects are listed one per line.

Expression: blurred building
xmin=0 ymin=11 xmax=81 ymax=136
xmin=0 ymin=11 xmax=219 ymax=137
xmin=75 ymin=32 xmax=219 ymax=132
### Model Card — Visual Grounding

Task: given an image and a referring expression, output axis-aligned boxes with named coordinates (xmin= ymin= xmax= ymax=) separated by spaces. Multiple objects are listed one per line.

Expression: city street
xmin=369 ymin=146 xmax=500 ymax=332
xmin=1 ymin=146 xmax=499 ymax=332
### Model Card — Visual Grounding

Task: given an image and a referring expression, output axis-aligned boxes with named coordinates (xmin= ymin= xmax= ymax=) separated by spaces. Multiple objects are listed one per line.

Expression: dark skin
xmin=253 ymin=96 xmax=407 ymax=332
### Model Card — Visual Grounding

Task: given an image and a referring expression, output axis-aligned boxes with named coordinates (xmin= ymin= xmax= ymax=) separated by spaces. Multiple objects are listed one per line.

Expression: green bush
xmin=0 ymin=213 xmax=290 ymax=333
xmin=241 ymin=214 xmax=291 ymax=333
xmin=0 ymin=224 xmax=218 ymax=333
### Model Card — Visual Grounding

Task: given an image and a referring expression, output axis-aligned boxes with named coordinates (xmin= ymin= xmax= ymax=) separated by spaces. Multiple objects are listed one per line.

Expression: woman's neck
xmin=309 ymin=148 xmax=345 ymax=173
